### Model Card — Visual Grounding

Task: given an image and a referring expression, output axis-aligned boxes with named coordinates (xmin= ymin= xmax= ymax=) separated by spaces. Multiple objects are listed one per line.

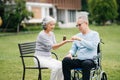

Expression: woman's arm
xmin=52 ymin=40 xmax=73 ymax=50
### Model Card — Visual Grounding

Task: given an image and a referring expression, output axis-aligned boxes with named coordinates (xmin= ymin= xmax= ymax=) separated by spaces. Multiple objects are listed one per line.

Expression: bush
xmin=88 ymin=0 xmax=118 ymax=25
xmin=0 ymin=0 xmax=33 ymax=32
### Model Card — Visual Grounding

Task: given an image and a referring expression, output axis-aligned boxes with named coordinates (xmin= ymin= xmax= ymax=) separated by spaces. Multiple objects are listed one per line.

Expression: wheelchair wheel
xmin=101 ymin=72 xmax=107 ymax=80
xmin=72 ymin=77 xmax=80 ymax=80
xmin=71 ymin=70 xmax=82 ymax=80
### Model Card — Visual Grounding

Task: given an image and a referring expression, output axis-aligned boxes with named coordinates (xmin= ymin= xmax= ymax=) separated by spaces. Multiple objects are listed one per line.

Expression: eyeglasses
xmin=76 ymin=22 xmax=84 ymax=27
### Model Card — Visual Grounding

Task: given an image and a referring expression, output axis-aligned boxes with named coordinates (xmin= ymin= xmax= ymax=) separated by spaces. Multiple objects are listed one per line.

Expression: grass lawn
xmin=0 ymin=24 xmax=120 ymax=80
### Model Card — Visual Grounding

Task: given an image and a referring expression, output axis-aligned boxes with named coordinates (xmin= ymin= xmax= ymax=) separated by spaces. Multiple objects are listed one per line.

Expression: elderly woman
xmin=34 ymin=16 xmax=72 ymax=80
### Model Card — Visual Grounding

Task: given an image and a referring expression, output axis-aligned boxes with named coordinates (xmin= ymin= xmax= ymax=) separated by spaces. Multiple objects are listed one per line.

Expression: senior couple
xmin=34 ymin=11 xmax=100 ymax=80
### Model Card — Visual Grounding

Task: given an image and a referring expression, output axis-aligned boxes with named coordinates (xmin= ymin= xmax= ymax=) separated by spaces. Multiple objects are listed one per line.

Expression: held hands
xmin=64 ymin=39 xmax=73 ymax=43
xmin=62 ymin=36 xmax=81 ymax=44
xmin=63 ymin=35 xmax=73 ymax=43
xmin=62 ymin=35 xmax=82 ymax=44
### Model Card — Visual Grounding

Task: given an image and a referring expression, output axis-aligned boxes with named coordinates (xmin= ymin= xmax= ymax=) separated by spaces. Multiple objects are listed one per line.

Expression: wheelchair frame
xmin=71 ymin=43 xmax=107 ymax=80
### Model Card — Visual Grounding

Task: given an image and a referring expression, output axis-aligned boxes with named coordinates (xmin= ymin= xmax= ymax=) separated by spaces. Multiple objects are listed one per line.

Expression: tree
xmin=0 ymin=0 xmax=33 ymax=32
xmin=116 ymin=0 xmax=120 ymax=24
xmin=88 ymin=0 xmax=118 ymax=25
xmin=81 ymin=0 xmax=88 ymax=11
xmin=0 ymin=0 xmax=4 ymax=28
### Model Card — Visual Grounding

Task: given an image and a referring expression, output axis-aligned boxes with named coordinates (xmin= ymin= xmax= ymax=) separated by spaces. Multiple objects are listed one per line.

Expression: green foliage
xmin=116 ymin=0 xmax=120 ymax=24
xmin=88 ymin=0 xmax=118 ymax=25
xmin=0 ymin=0 xmax=4 ymax=17
xmin=81 ymin=0 xmax=88 ymax=11
xmin=0 ymin=0 xmax=33 ymax=32
xmin=15 ymin=0 xmax=33 ymax=20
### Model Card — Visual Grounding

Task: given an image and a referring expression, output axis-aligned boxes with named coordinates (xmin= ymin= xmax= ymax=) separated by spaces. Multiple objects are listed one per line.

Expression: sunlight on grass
xmin=0 ymin=25 xmax=120 ymax=80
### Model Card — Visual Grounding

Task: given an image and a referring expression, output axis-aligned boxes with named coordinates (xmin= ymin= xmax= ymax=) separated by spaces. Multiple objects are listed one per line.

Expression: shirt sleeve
xmin=69 ymin=41 xmax=78 ymax=56
xmin=52 ymin=32 xmax=57 ymax=44
xmin=37 ymin=34 xmax=52 ymax=51
xmin=80 ymin=32 xmax=100 ymax=50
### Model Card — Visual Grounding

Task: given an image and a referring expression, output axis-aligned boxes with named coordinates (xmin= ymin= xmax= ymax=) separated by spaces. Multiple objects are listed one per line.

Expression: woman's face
xmin=46 ymin=21 xmax=56 ymax=31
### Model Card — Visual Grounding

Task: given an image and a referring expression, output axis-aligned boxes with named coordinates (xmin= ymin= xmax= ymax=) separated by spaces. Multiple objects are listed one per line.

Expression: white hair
xmin=42 ymin=16 xmax=56 ymax=26
xmin=78 ymin=11 xmax=89 ymax=23
xmin=42 ymin=16 xmax=56 ymax=30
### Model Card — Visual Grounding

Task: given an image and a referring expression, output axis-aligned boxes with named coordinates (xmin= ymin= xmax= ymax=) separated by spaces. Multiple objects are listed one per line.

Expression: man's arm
xmin=65 ymin=41 xmax=78 ymax=59
xmin=71 ymin=33 xmax=100 ymax=50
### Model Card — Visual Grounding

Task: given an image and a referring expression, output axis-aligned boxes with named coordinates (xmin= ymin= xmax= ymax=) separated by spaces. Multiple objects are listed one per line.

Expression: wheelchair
xmin=71 ymin=43 xmax=107 ymax=80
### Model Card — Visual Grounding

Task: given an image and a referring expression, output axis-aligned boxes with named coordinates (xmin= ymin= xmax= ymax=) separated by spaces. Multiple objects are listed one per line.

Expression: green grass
xmin=0 ymin=25 xmax=120 ymax=80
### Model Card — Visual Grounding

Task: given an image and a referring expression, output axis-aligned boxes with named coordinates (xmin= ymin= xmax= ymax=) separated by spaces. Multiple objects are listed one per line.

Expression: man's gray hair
xmin=78 ymin=11 xmax=89 ymax=23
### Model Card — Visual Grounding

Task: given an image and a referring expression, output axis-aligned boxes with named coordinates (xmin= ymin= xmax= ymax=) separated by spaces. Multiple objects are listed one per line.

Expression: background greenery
xmin=88 ymin=0 xmax=118 ymax=25
xmin=1 ymin=0 xmax=120 ymax=32
xmin=0 ymin=25 xmax=120 ymax=80
xmin=0 ymin=0 xmax=33 ymax=32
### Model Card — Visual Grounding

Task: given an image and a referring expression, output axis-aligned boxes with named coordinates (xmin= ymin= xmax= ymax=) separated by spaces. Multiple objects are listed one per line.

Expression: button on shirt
xmin=69 ymin=30 xmax=100 ymax=60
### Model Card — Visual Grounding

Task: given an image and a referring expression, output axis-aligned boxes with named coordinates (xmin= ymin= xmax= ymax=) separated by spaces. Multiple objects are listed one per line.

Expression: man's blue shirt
xmin=69 ymin=30 xmax=100 ymax=60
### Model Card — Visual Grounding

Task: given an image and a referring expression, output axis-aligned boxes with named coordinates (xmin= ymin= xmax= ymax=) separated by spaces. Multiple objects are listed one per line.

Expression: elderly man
xmin=62 ymin=12 xmax=100 ymax=80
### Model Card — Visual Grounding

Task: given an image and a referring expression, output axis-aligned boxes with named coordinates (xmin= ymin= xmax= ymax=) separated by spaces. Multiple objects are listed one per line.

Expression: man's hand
xmin=71 ymin=36 xmax=81 ymax=41
xmin=65 ymin=53 xmax=73 ymax=59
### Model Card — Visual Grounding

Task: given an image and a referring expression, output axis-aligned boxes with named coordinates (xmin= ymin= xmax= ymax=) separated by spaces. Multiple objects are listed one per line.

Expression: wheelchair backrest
xmin=96 ymin=43 xmax=101 ymax=67
xmin=97 ymin=43 xmax=100 ymax=54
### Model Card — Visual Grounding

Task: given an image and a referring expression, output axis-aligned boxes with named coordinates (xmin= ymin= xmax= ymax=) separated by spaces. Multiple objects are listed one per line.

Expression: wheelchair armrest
xmin=93 ymin=55 xmax=101 ymax=69
xmin=93 ymin=55 xmax=100 ymax=60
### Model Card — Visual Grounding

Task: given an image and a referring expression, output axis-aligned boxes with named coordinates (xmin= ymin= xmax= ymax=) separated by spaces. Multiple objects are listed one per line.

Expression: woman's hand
xmin=52 ymin=39 xmax=73 ymax=50
xmin=64 ymin=39 xmax=73 ymax=43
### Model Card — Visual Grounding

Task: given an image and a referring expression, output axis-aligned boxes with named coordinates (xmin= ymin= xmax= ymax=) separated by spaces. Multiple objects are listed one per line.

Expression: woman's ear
xmin=43 ymin=25 xmax=47 ymax=30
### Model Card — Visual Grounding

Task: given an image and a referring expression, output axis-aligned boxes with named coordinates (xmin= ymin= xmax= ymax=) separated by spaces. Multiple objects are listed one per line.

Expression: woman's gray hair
xmin=42 ymin=16 xmax=56 ymax=30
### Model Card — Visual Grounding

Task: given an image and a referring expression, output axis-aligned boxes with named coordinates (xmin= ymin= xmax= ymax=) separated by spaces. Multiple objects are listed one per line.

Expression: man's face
xmin=76 ymin=19 xmax=86 ymax=32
